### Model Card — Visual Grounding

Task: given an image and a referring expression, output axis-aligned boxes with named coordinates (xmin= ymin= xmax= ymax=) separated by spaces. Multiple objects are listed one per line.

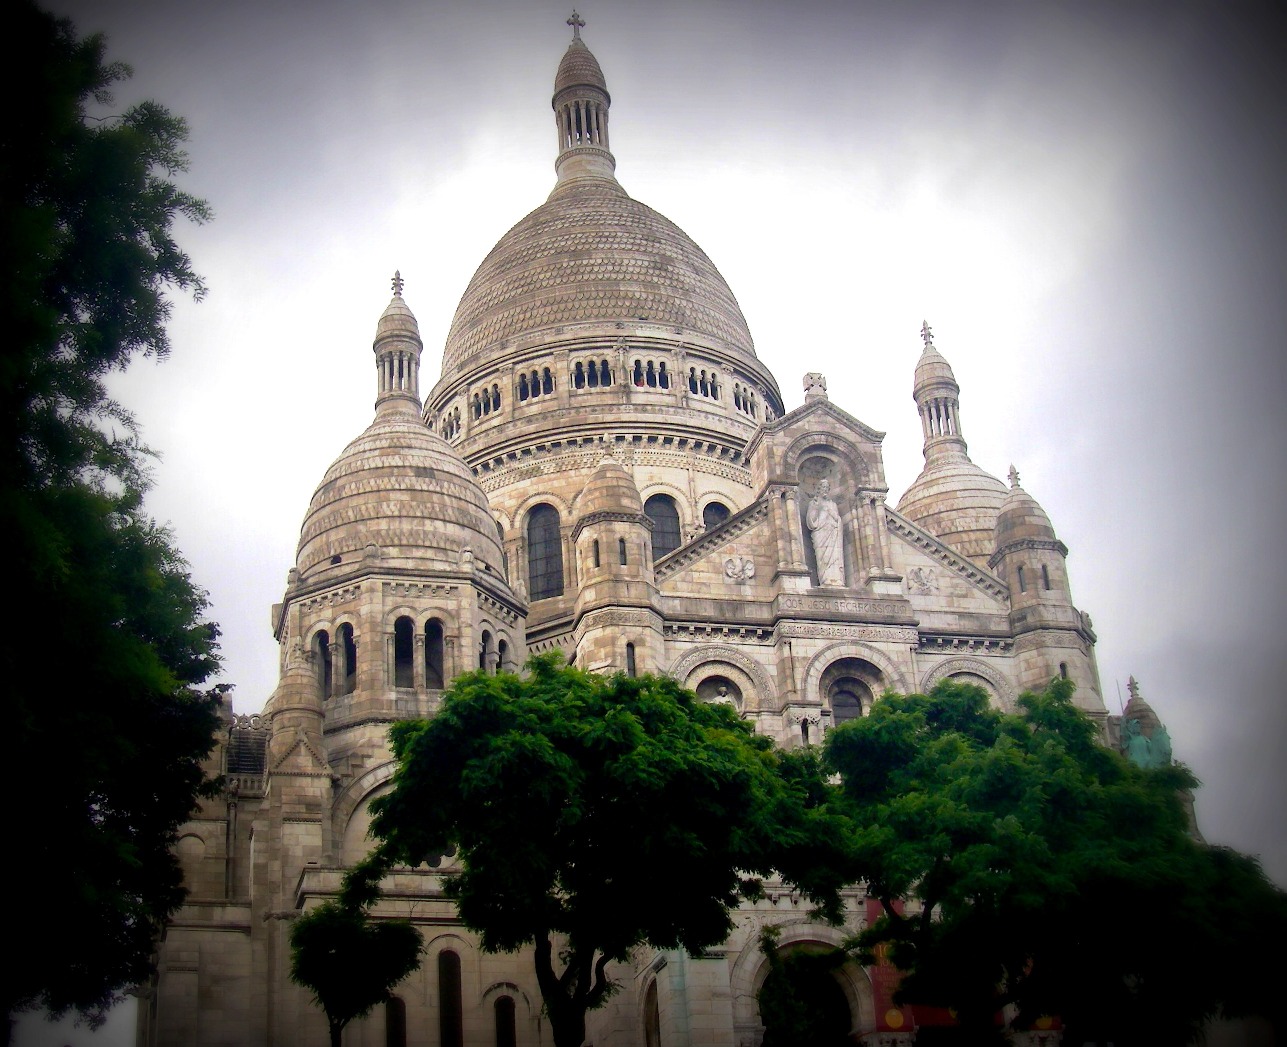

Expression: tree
xmin=754 ymin=927 xmax=851 ymax=1047
xmin=823 ymin=677 xmax=1287 ymax=1045
xmin=366 ymin=654 xmax=843 ymax=1047
xmin=290 ymin=867 xmax=423 ymax=1047
xmin=2 ymin=2 xmax=221 ymax=1033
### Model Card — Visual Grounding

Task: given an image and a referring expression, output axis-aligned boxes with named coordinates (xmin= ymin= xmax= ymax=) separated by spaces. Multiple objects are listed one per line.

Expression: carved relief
xmin=724 ymin=556 xmax=755 ymax=582
xmin=907 ymin=566 xmax=938 ymax=595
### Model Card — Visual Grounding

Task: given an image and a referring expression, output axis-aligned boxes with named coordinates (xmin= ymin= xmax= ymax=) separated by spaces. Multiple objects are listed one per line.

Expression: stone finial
xmin=803 ymin=372 xmax=828 ymax=402
xmin=1008 ymin=464 xmax=1020 ymax=489
xmin=391 ymin=270 xmax=404 ymax=296
xmin=1127 ymin=675 xmax=1140 ymax=701
xmin=921 ymin=320 xmax=934 ymax=349
xmin=567 ymin=9 xmax=585 ymax=39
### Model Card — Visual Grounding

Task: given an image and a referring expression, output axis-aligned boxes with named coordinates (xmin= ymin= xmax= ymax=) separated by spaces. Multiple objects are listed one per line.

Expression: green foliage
xmin=755 ymin=928 xmax=851 ymax=1047
xmin=2 ymin=1 xmax=221 ymax=1028
xmin=370 ymin=653 xmax=842 ymax=1047
xmin=289 ymin=885 xmax=422 ymax=1047
xmin=824 ymin=677 xmax=1287 ymax=1044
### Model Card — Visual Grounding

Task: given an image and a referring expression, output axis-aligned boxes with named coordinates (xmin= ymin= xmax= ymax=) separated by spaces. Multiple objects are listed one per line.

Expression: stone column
xmin=783 ymin=488 xmax=805 ymax=569
xmin=413 ymin=633 xmax=425 ymax=691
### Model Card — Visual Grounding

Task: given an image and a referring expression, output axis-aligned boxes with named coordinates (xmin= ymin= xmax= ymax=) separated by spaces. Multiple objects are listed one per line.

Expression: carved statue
xmin=806 ymin=478 xmax=845 ymax=586
xmin=1122 ymin=718 xmax=1152 ymax=768
xmin=1151 ymin=724 xmax=1172 ymax=767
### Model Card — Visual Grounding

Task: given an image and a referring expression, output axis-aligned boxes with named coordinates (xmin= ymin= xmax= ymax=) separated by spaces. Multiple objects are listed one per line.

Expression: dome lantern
xmin=552 ymin=11 xmax=616 ymax=186
xmin=373 ymin=270 xmax=423 ymax=416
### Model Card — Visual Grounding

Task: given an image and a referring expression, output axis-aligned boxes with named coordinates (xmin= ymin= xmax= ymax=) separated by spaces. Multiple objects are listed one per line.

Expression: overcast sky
xmin=37 ymin=0 xmax=1287 ymax=928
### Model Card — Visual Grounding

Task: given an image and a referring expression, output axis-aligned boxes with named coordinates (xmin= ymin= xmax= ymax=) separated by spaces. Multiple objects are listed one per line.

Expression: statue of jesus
xmin=806 ymin=479 xmax=845 ymax=586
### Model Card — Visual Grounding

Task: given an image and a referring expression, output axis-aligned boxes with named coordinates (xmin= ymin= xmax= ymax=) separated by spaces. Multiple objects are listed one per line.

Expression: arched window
xmin=574 ymin=361 xmax=586 ymax=388
xmin=313 ymin=630 xmax=332 ymax=699
xmin=702 ymin=502 xmax=730 ymax=530
xmin=339 ymin=623 xmax=357 ymax=695
xmin=658 ymin=362 xmax=670 ymax=388
xmin=479 ymin=630 xmax=493 ymax=671
xmin=491 ymin=384 xmax=500 ymax=412
xmin=626 ymin=642 xmax=637 ymax=678
xmin=393 ymin=616 xmax=414 ymax=688
xmin=645 ymin=494 xmax=682 ymax=560
xmin=1042 ymin=564 xmax=1052 ymax=590
xmin=541 ymin=367 xmax=553 ymax=395
xmin=801 ymin=720 xmax=811 ymax=745
xmin=519 ymin=373 xmax=530 ymax=401
xmin=1017 ymin=565 xmax=1027 ymax=592
xmin=592 ymin=539 xmax=601 ymax=568
xmin=386 ymin=996 xmax=406 ymax=1047
xmin=619 ymin=537 xmax=628 ymax=565
xmin=1060 ymin=662 xmax=1069 ymax=679
xmin=599 ymin=359 xmax=611 ymax=386
xmin=644 ymin=980 xmax=661 ymax=1047
xmin=439 ymin=951 xmax=463 ymax=1047
xmin=527 ymin=504 xmax=564 ymax=600
xmin=425 ymin=619 xmax=445 ymax=689
xmin=494 ymin=996 xmax=517 ymax=1047
xmin=497 ymin=639 xmax=509 ymax=671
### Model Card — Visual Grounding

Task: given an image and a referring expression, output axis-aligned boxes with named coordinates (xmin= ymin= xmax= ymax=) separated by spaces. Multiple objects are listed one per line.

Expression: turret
xmin=989 ymin=466 xmax=1102 ymax=713
xmin=896 ymin=323 xmax=1007 ymax=567
xmin=552 ymin=11 xmax=616 ymax=186
xmin=373 ymin=270 xmax=422 ymax=415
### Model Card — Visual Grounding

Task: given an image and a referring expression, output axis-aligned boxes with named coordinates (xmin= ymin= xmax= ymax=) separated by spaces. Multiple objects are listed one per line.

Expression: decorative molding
xmin=723 ymin=557 xmax=755 ymax=582
xmin=919 ymin=656 xmax=1018 ymax=710
xmin=801 ymin=641 xmax=913 ymax=699
xmin=918 ymin=635 xmax=1014 ymax=655
xmin=663 ymin=623 xmax=774 ymax=643
xmin=778 ymin=623 xmax=917 ymax=644
xmin=988 ymin=536 xmax=1069 ymax=569
xmin=667 ymin=644 xmax=777 ymax=705
xmin=299 ymin=584 xmax=363 ymax=612
xmin=884 ymin=508 xmax=1008 ymax=601
xmin=381 ymin=581 xmax=460 ymax=600
xmin=778 ymin=594 xmax=906 ymax=618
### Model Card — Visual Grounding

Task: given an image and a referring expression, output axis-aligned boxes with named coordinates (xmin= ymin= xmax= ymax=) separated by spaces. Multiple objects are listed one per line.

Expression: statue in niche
xmin=806 ymin=478 xmax=845 ymax=586
xmin=1122 ymin=718 xmax=1152 ymax=768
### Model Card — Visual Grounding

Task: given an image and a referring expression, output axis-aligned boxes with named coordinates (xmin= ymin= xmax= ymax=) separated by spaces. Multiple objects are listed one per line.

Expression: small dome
xmin=296 ymin=411 xmax=507 ymax=585
xmin=375 ymin=290 xmax=420 ymax=345
xmin=897 ymin=455 xmax=1007 ymax=566
xmin=554 ymin=38 xmax=608 ymax=97
xmin=994 ymin=469 xmax=1057 ymax=548
xmin=576 ymin=455 xmax=643 ymax=517
xmin=913 ymin=342 xmax=957 ymax=398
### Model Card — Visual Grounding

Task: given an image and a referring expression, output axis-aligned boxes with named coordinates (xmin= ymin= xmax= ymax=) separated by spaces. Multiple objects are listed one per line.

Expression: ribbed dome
xmin=296 ymin=408 xmax=507 ymax=584
xmin=576 ymin=455 xmax=643 ymax=516
xmin=897 ymin=455 xmax=1007 ymax=566
xmin=913 ymin=343 xmax=957 ymax=396
xmin=994 ymin=475 xmax=1057 ymax=548
xmin=374 ymin=291 xmax=420 ymax=344
xmin=440 ymin=180 xmax=757 ymax=375
xmin=555 ymin=37 xmax=607 ymax=96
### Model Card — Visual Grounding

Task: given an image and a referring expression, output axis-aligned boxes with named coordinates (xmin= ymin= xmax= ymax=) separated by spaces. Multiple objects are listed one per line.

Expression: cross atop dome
xmin=391 ymin=270 xmax=404 ymax=296
xmin=567 ymin=9 xmax=585 ymax=40
xmin=921 ymin=320 xmax=934 ymax=349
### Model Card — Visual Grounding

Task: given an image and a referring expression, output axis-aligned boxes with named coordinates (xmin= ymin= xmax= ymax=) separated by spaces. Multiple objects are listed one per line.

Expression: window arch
xmin=313 ymin=629 xmax=332 ymax=699
xmin=393 ymin=616 xmax=414 ymax=688
xmin=644 ymin=494 xmax=682 ymax=560
xmin=702 ymin=501 xmax=731 ymax=530
xmin=592 ymin=539 xmax=601 ymax=568
xmin=626 ymin=642 xmax=637 ymax=678
xmin=439 ymin=951 xmax=463 ymax=1047
xmin=425 ymin=619 xmax=445 ymax=689
xmin=1017 ymin=565 xmax=1027 ymax=592
xmin=526 ymin=504 xmax=564 ymax=600
xmin=338 ymin=623 xmax=357 ymax=695
xmin=494 ymin=996 xmax=517 ymax=1047
xmin=619 ymin=537 xmax=628 ymax=565
xmin=479 ymin=629 xmax=493 ymax=671
xmin=644 ymin=980 xmax=661 ymax=1047
xmin=386 ymin=996 xmax=406 ymax=1047
xmin=497 ymin=639 xmax=509 ymax=671
xmin=1042 ymin=564 xmax=1052 ymax=590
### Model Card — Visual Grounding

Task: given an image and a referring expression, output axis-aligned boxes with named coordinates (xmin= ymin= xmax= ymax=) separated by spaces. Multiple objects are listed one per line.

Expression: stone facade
xmin=141 ymin=22 xmax=1111 ymax=1047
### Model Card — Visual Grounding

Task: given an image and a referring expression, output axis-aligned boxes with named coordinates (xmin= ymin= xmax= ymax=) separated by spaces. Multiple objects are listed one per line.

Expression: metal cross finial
xmin=1008 ymin=464 xmax=1020 ymax=488
xmin=920 ymin=320 xmax=933 ymax=349
xmin=567 ymin=9 xmax=585 ymax=39
xmin=1127 ymin=675 xmax=1140 ymax=700
xmin=391 ymin=270 xmax=404 ymax=296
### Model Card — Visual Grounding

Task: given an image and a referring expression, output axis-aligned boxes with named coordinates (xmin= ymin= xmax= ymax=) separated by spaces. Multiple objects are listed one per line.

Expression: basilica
xmin=142 ymin=17 xmax=1112 ymax=1047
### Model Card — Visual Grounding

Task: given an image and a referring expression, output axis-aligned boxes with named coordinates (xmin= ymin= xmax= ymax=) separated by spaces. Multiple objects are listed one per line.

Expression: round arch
xmin=801 ymin=642 xmax=913 ymax=704
xmin=668 ymin=645 xmax=777 ymax=712
xmin=920 ymin=656 xmax=1017 ymax=711
xmin=783 ymin=431 xmax=871 ymax=489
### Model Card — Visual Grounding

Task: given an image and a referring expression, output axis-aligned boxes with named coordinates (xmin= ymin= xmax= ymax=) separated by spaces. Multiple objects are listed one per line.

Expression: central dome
xmin=440 ymin=179 xmax=757 ymax=376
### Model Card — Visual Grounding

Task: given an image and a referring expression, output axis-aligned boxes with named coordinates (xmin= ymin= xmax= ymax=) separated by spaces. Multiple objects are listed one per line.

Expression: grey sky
xmin=43 ymin=0 xmax=1287 ymax=907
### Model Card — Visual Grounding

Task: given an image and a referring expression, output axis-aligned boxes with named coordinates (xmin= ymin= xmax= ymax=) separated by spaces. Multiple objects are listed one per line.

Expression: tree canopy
xmin=367 ymin=654 xmax=843 ymax=1047
xmin=824 ymin=677 xmax=1287 ymax=1045
xmin=290 ymin=867 xmax=422 ymax=1047
xmin=2 ymin=1 xmax=221 ymax=1030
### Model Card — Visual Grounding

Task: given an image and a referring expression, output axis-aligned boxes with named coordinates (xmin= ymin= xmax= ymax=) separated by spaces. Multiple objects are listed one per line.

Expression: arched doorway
xmin=758 ymin=945 xmax=853 ymax=1047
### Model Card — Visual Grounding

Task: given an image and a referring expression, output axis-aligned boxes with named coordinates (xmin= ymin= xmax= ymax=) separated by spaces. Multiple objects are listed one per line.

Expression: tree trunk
xmin=330 ymin=1018 xmax=344 ymax=1047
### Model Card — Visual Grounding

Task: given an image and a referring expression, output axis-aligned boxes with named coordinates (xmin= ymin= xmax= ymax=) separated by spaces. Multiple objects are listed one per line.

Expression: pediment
xmin=654 ymin=497 xmax=776 ymax=593
xmin=746 ymin=397 xmax=889 ymax=492
xmin=885 ymin=507 xmax=1009 ymax=604
xmin=268 ymin=726 xmax=332 ymax=777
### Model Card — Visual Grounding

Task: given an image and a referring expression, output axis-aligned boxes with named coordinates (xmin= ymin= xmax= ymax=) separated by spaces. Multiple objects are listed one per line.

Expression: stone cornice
xmin=570 ymin=509 xmax=652 ymax=542
xmin=987 ymin=536 xmax=1069 ymax=569
xmin=917 ymin=634 xmax=1015 ymax=654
